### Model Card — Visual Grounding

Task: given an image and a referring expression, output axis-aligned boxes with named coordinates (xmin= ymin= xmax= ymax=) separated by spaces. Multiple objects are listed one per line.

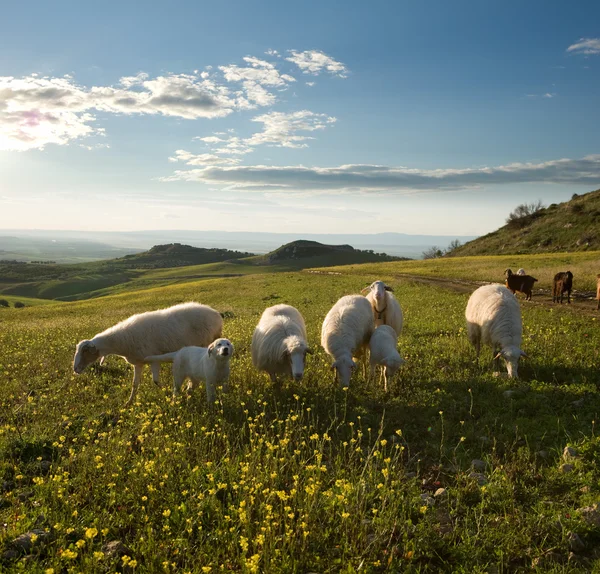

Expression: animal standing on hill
xmin=553 ymin=271 xmax=574 ymax=304
xmin=73 ymin=302 xmax=223 ymax=405
xmin=145 ymin=338 xmax=233 ymax=403
xmin=251 ymin=304 xmax=311 ymax=383
xmin=368 ymin=325 xmax=404 ymax=391
xmin=504 ymin=269 xmax=538 ymax=301
xmin=362 ymin=280 xmax=403 ymax=334
xmin=466 ymin=284 xmax=528 ymax=378
xmin=321 ymin=295 xmax=374 ymax=388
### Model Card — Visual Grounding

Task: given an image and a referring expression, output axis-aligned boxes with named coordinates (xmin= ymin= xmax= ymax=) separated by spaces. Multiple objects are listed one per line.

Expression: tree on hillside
xmin=506 ymin=200 xmax=545 ymax=225
xmin=422 ymin=246 xmax=444 ymax=259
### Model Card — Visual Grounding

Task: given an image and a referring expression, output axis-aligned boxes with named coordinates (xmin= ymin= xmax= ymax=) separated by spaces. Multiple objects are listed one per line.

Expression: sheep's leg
xmin=492 ymin=346 xmax=501 ymax=370
xmin=269 ymin=373 xmax=278 ymax=385
xmin=369 ymin=364 xmax=376 ymax=380
xmin=173 ymin=370 xmax=185 ymax=397
xmin=125 ymin=364 xmax=143 ymax=406
xmin=99 ymin=356 xmax=106 ymax=367
xmin=150 ymin=362 xmax=161 ymax=386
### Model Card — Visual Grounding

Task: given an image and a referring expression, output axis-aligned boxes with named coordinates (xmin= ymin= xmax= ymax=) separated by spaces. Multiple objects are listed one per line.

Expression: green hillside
xmin=452 ymin=189 xmax=600 ymax=256
xmin=0 ymin=240 xmax=407 ymax=301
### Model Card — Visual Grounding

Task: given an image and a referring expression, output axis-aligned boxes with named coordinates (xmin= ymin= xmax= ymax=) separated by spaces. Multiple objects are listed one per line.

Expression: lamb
xmin=321 ymin=295 xmax=374 ymax=388
xmin=597 ymin=274 xmax=600 ymax=311
xmin=145 ymin=338 xmax=233 ymax=403
xmin=465 ymin=284 xmax=528 ymax=378
xmin=504 ymin=271 xmax=538 ymax=301
xmin=553 ymin=271 xmax=574 ymax=304
xmin=362 ymin=280 xmax=403 ymax=334
xmin=517 ymin=268 xmax=526 ymax=276
xmin=73 ymin=302 xmax=223 ymax=405
xmin=368 ymin=325 xmax=404 ymax=391
xmin=251 ymin=304 xmax=311 ymax=383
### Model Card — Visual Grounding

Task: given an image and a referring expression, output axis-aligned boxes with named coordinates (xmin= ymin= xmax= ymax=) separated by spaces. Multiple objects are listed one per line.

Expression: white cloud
xmin=247 ymin=110 xmax=336 ymax=148
xmin=567 ymin=38 xmax=600 ymax=55
xmin=168 ymin=150 xmax=239 ymax=165
xmin=286 ymin=50 xmax=348 ymax=77
xmin=193 ymin=135 xmax=226 ymax=143
xmin=162 ymin=155 xmax=600 ymax=193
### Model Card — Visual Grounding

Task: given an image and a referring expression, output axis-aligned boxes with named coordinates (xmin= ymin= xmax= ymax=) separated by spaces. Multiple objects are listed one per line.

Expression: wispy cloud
xmin=286 ymin=50 xmax=349 ymax=77
xmin=525 ymin=92 xmax=556 ymax=99
xmin=162 ymin=155 xmax=600 ymax=193
xmin=567 ymin=37 xmax=600 ymax=55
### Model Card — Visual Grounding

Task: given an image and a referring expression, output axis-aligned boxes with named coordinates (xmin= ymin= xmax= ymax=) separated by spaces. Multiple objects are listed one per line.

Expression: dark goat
xmin=505 ymin=273 xmax=538 ymax=301
xmin=552 ymin=271 xmax=573 ymax=304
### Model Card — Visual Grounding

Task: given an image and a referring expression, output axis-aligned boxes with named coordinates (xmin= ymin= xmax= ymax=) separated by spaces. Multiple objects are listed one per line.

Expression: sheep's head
xmin=383 ymin=355 xmax=405 ymax=380
xmin=331 ymin=355 xmax=356 ymax=388
xmin=566 ymin=271 xmax=573 ymax=280
xmin=362 ymin=280 xmax=393 ymax=303
xmin=283 ymin=337 xmax=312 ymax=381
xmin=73 ymin=340 xmax=100 ymax=374
xmin=494 ymin=346 xmax=527 ymax=378
xmin=208 ymin=338 xmax=234 ymax=360
xmin=504 ymin=269 xmax=513 ymax=278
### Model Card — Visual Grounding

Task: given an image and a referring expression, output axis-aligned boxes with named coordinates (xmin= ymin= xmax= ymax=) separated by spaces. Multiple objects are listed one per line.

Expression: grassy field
xmin=1 ymin=266 xmax=600 ymax=572
xmin=321 ymin=251 xmax=600 ymax=292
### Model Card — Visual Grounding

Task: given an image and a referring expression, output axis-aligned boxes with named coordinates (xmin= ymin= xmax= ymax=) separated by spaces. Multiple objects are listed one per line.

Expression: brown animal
xmin=552 ymin=271 xmax=573 ymax=304
xmin=596 ymin=274 xmax=600 ymax=310
xmin=504 ymin=270 xmax=538 ymax=301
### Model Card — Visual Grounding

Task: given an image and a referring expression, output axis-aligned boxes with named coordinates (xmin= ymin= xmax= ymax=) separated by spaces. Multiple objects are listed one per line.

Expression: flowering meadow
xmin=1 ymin=269 xmax=599 ymax=572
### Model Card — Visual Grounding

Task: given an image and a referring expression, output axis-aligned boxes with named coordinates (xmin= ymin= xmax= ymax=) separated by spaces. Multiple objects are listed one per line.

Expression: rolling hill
xmin=450 ymin=188 xmax=600 ymax=256
xmin=0 ymin=240 xmax=407 ymax=301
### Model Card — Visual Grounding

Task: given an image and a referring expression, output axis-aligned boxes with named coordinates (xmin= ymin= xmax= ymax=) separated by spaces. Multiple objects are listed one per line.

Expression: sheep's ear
xmin=384 ymin=285 xmax=394 ymax=292
xmin=208 ymin=342 xmax=215 ymax=356
xmin=83 ymin=341 xmax=96 ymax=352
xmin=360 ymin=286 xmax=370 ymax=294
xmin=520 ymin=350 xmax=529 ymax=359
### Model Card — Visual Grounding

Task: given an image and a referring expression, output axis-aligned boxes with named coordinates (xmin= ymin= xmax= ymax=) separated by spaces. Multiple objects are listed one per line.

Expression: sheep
xmin=517 ymin=268 xmax=526 ymax=276
xmin=362 ymin=280 xmax=403 ymax=334
xmin=73 ymin=302 xmax=223 ymax=405
xmin=368 ymin=325 xmax=404 ymax=391
xmin=597 ymin=274 xmax=600 ymax=311
xmin=553 ymin=271 xmax=573 ymax=304
xmin=321 ymin=295 xmax=374 ymax=388
xmin=251 ymin=304 xmax=311 ymax=383
xmin=505 ymin=272 xmax=538 ymax=301
xmin=145 ymin=338 xmax=234 ymax=403
xmin=466 ymin=284 xmax=528 ymax=378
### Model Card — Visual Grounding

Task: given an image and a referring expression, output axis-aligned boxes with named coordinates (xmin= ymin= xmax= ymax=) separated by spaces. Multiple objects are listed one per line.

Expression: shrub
xmin=13 ymin=301 xmax=25 ymax=309
xmin=422 ymin=246 xmax=444 ymax=259
xmin=505 ymin=200 xmax=545 ymax=227
xmin=0 ymin=299 xmax=9 ymax=308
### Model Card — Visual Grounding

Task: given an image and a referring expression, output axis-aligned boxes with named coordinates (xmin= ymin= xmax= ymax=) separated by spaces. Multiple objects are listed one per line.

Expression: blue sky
xmin=1 ymin=0 xmax=599 ymax=235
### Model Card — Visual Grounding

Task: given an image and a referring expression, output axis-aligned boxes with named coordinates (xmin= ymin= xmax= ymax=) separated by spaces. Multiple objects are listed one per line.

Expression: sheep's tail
xmin=144 ymin=352 xmax=177 ymax=363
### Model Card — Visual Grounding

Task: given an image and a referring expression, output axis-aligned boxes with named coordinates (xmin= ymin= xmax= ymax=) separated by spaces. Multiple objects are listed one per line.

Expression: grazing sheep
xmin=368 ymin=325 xmax=404 ymax=391
xmin=553 ymin=271 xmax=574 ymax=304
xmin=321 ymin=295 xmax=374 ymax=388
xmin=362 ymin=280 xmax=403 ymax=334
xmin=73 ymin=302 xmax=223 ymax=405
xmin=466 ymin=284 xmax=528 ymax=378
xmin=145 ymin=338 xmax=233 ymax=403
xmin=505 ymin=272 xmax=538 ymax=301
xmin=251 ymin=304 xmax=311 ymax=383
xmin=597 ymin=274 xmax=600 ymax=311
xmin=517 ymin=268 xmax=526 ymax=276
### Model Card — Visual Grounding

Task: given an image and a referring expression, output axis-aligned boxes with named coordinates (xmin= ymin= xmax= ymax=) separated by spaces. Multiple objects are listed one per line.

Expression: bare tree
xmin=506 ymin=200 xmax=545 ymax=225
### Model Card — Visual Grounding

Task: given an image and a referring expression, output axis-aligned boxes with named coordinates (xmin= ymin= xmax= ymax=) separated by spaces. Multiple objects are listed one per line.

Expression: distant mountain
xmin=450 ymin=189 xmax=600 ymax=256
xmin=0 ymin=230 xmax=476 ymax=259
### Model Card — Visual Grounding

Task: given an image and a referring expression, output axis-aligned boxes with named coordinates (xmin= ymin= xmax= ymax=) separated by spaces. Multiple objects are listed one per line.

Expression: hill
xmin=451 ymin=189 xmax=600 ymax=256
xmin=0 ymin=240 xmax=407 ymax=301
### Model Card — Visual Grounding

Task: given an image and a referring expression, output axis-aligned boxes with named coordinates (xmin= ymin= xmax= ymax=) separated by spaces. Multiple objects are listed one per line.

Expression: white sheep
xmin=517 ymin=268 xmax=526 ymax=276
xmin=368 ymin=325 xmax=404 ymax=391
xmin=321 ymin=295 xmax=374 ymax=388
xmin=252 ymin=304 xmax=311 ymax=383
xmin=465 ymin=284 xmax=528 ymax=378
xmin=73 ymin=302 xmax=223 ymax=405
xmin=362 ymin=280 xmax=403 ymax=334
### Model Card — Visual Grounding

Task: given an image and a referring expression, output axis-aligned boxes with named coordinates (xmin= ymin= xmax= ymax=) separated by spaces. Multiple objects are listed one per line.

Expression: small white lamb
xmin=252 ymin=304 xmax=311 ymax=383
xmin=321 ymin=294 xmax=374 ymax=388
xmin=73 ymin=302 xmax=223 ymax=405
xmin=145 ymin=338 xmax=234 ymax=402
xmin=362 ymin=281 xmax=403 ymax=334
xmin=517 ymin=268 xmax=526 ymax=276
xmin=368 ymin=325 xmax=404 ymax=391
xmin=465 ymin=284 xmax=528 ymax=378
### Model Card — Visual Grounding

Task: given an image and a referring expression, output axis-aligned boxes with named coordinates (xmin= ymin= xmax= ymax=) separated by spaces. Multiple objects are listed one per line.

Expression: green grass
xmin=318 ymin=250 xmax=600 ymax=291
xmin=0 ymin=295 xmax=62 ymax=307
xmin=1 ymin=267 xmax=600 ymax=571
